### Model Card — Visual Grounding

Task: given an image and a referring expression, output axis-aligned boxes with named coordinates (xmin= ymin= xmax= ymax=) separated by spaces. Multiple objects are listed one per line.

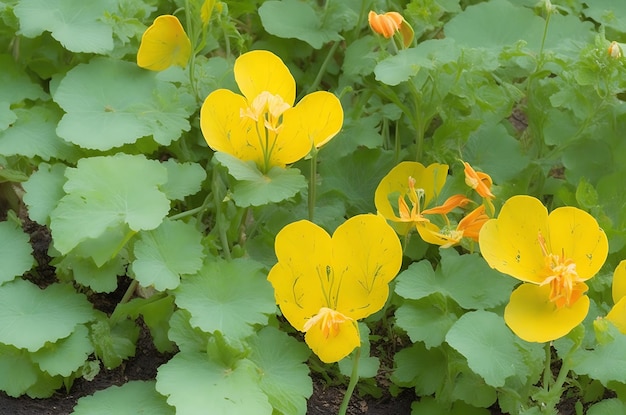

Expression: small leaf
xmin=156 ymin=353 xmax=272 ymax=415
xmin=14 ymin=0 xmax=116 ymax=53
xmin=72 ymin=380 xmax=175 ymax=415
xmin=90 ymin=315 xmax=139 ymax=370
xmin=31 ymin=324 xmax=92 ymax=377
xmin=49 ymin=153 xmax=169 ymax=254
xmin=167 ymin=309 xmax=210 ymax=353
xmin=174 ymin=258 xmax=275 ymax=340
xmin=576 ymin=177 xmax=599 ymax=209
xmin=0 ymin=221 xmax=35 ymax=284
xmin=587 ymin=399 xmax=626 ymax=415
xmin=248 ymin=327 xmax=312 ymax=415
xmin=132 ymin=219 xmax=205 ymax=291
xmin=0 ymin=344 xmax=39 ymax=397
xmin=0 ymin=279 xmax=94 ymax=351
xmin=338 ymin=323 xmax=379 ymax=379
xmin=392 ymin=342 xmax=446 ymax=395
xmin=258 ymin=0 xmax=342 ymax=49
xmin=215 ymin=152 xmax=307 ymax=207
xmin=22 ymin=163 xmax=67 ymax=225
xmin=395 ymin=298 xmax=458 ymax=349
xmin=160 ymin=160 xmax=207 ymax=201
xmin=445 ymin=310 xmax=525 ymax=387
xmin=0 ymin=54 xmax=47 ymax=106
xmin=570 ymin=326 xmax=626 ymax=385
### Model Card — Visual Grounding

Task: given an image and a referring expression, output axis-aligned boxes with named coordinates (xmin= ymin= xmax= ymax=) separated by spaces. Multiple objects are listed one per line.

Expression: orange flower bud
xmin=368 ymin=11 xmax=403 ymax=39
xmin=608 ymin=41 xmax=622 ymax=59
xmin=463 ymin=162 xmax=495 ymax=199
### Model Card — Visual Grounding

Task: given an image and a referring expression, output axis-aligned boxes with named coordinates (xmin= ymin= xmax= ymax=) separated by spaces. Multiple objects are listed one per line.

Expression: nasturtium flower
xmin=479 ymin=195 xmax=608 ymax=343
xmin=200 ymin=50 xmax=343 ymax=173
xmin=419 ymin=204 xmax=489 ymax=248
xmin=368 ymin=11 xmax=414 ymax=48
xmin=375 ymin=161 xmax=448 ymax=236
xmin=463 ymin=161 xmax=495 ymax=200
xmin=137 ymin=15 xmax=192 ymax=71
xmin=605 ymin=261 xmax=626 ymax=333
xmin=267 ymin=214 xmax=402 ymax=363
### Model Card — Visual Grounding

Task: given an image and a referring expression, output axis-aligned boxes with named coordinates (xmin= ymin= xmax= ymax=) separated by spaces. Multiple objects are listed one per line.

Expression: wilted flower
xmin=200 ymin=50 xmax=343 ymax=173
xmin=479 ymin=195 xmax=608 ymax=343
xmin=267 ymin=215 xmax=402 ymax=363
xmin=137 ymin=15 xmax=192 ymax=71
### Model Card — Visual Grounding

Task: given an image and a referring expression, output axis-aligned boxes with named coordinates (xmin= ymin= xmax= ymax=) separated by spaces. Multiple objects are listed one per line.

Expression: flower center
xmin=302 ymin=307 xmax=351 ymax=338
xmin=240 ymin=91 xmax=290 ymax=133
xmin=397 ymin=176 xmax=429 ymax=223
xmin=537 ymin=232 xmax=587 ymax=308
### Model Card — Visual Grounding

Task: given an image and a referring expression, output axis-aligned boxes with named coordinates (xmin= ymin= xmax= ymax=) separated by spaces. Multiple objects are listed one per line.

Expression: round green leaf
xmin=22 ymin=163 xmax=67 ymax=226
xmin=0 ymin=279 xmax=95 ymax=352
xmin=72 ymin=381 xmax=175 ymax=415
xmin=53 ymin=58 xmax=194 ymax=150
xmin=174 ymin=258 xmax=275 ymax=340
xmin=14 ymin=0 xmax=116 ymax=53
xmin=258 ymin=0 xmax=341 ymax=49
xmin=445 ymin=310 xmax=524 ymax=388
xmin=156 ymin=353 xmax=272 ymax=415
xmin=49 ymin=154 xmax=169 ymax=254
xmin=160 ymin=160 xmax=207 ymax=201
xmin=248 ymin=327 xmax=312 ymax=415
xmin=0 ymin=221 xmax=35 ymax=284
xmin=31 ymin=324 xmax=92 ymax=377
xmin=132 ymin=219 xmax=205 ymax=291
xmin=0 ymin=343 xmax=39 ymax=397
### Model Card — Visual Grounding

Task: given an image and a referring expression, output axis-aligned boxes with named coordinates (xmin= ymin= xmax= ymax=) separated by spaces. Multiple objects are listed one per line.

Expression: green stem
xmin=542 ymin=342 xmax=553 ymax=389
xmin=120 ymin=279 xmax=139 ymax=304
xmin=184 ymin=0 xmax=200 ymax=101
xmin=212 ymin=167 xmax=232 ymax=260
xmin=304 ymin=41 xmax=340 ymax=97
xmin=538 ymin=1 xmax=553 ymax=60
xmin=394 ymin=120 xmax=401 ymax=164
xmin=308 ymin=148 xmax=318 ymax=221
xmin=338 ymin=347 xmax=361 ymax=415
xmin=169 ymin=193 xmax=212 ymax=221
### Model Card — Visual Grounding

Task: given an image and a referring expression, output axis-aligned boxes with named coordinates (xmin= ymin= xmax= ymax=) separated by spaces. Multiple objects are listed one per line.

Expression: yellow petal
xmin=234 ymin=50 xmax=296 ymax=106
xmin=479 ymin=195 xmax=548 ymax=284
xmin=201 ymin=0 xmax=216 ymax=26
xmin=416 ymin=222 xmax=461 ymax=248
xmin=504 ymin=283 xmax=589 ymax=342
xmin=374 ymin=161 xmax=448 ymax=227
xmin=281 ymin=91 xmax=344 ymax=149
xmin=612 ymin=260 xmax=626 ymax=304
xmin=263 ymin=106 xmax=311 ymax=167
xmin=606 ymin=296 xmax=626 ymax=334
xmin=267 ymin=220 xmax=333 ymax=331
xmin=137 ymin=15 xmax=191 ymax=71
xmin=547 ymin=206 xmax=608 ymax=281
xmin=200 ymin=89 xmax=261 ymax=164
xmin=331 ymin=214 xmax=402 ymax=320
xmin=304 ymin=315 xmax=360 ymax=363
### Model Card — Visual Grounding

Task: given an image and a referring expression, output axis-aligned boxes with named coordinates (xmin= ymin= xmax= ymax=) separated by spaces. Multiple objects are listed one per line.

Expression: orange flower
xmin=456 ymin=204 xmax=489 ymax=241
xmin=422 ymin=194 xmax=471 ymax=216
xmin=368 ymin=11 xmax=414 ymax=48
xmin=463 ymin=162 xmax=495 ymax=199
xmin=368 ymin=11 xmax=403 ymax=38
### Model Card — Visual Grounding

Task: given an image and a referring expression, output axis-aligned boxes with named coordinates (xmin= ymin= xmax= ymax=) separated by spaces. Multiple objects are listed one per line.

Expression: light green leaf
xmin=160 ymin=160 xmax=207 ymax=201
xmin=214 ymin=152 xmax=307 ymax=207
xmin=583 ymin=0 xmax=626 ymax=34
xmin=174 ymin=258 xmax=275 ymax=340
xmin=338 ymin=322 xmax=379 ymax=379
xmin=395 ymin=298 xmax=458 ymax=349
xmin=587 ymin=399 xmax=626 ymax=415
xmin=22 ymin=163 xmax=67 ymax=226
xmin=53 ymin=58 xmax=194 ymax=150
xmin=56 ymin=253 xmax=124 ymax=293
xmin=90 ymin=315 xmax=139 ymax=370
xmin=445 ymin=310 xmax=524 ymax=388
xmin=0 ymin=101 xmax=16 ymax=131
xmin=49 ymin=154 xmax=170 ymax=254
xmin=0 ymin=54 xmax=47 ymax=106
xmin=0 ymin=344 xmax=39 ymax=397
xmin=0 ymin=279 xmax=94 ymax=351
xmin=31 ymin=324 xmax=92 ymax=377
xmin=0 ymin=106 xmax=80 ymax=162
xmin=14 ymin=0 xmax=116 ymax=53
xmin=570 ymin=327 xmax=626 ymax=385
xmin=248 ymin=327 xmax=312 ymax=415
xmin=258 ymin=0 xmax=342 ymax=49
xmin=167 ymin=309 xmax=210 ymax=354
xmin=0 ymin=221 xmax=35 ymax=284
xmin=392 ymin=342 xmax=446 ymax=395
xmin=72 ymin=381 xmax=175 ymax=415
xmin=132 ymin=219 xmax=205 ymax=291
xmin=156 ymin=353 xmax=272 ymax=415
xmin=395 ymin=249 xmax=516 ymax=310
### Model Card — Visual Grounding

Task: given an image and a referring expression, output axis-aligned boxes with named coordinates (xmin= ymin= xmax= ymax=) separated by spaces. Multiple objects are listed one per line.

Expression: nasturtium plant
xmin=0 ymin=220 xmax=34 ymax=284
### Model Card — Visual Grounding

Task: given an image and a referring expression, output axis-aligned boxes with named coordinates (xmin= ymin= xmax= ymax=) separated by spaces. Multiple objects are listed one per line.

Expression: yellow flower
xmin=375 ymin=161 xmax=448 ymax=236
xmin=267 ymin=214 xmax=402 ymax=363
xmin=137 ymin=15 xmax=192 ymax=71
xmin=479 ymin=195 xmax=608 ymax=343
xmin=368 ymin=11 xmax=414 ymax=48
xmin=419 ymin=204 xmax=489 ymax=248
xmin=201 ymin=0 xmax=216 ymax=26
xmin=200 ymin=50 xmax=343 ymax=173
xmin=606 ymin=261 xmax=626 ymax=333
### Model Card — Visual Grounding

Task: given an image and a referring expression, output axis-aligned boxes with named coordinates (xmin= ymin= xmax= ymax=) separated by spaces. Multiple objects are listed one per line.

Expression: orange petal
xmin=422 ymin=194 xmax=471 ymax=215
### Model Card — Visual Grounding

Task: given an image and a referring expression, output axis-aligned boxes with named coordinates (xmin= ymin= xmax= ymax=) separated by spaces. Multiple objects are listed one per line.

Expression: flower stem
xmin=184 ymin=0 xmax=200 ymax=102
xmin=308 ymin=147 xmax=318 ymax=222
xmin=338 ymin=347 xmax=361 ymax=415
xmin=212 ymin=167 xmax=232 ymax=260
xmin=303 ymin=41 xmax=340 ymax=97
